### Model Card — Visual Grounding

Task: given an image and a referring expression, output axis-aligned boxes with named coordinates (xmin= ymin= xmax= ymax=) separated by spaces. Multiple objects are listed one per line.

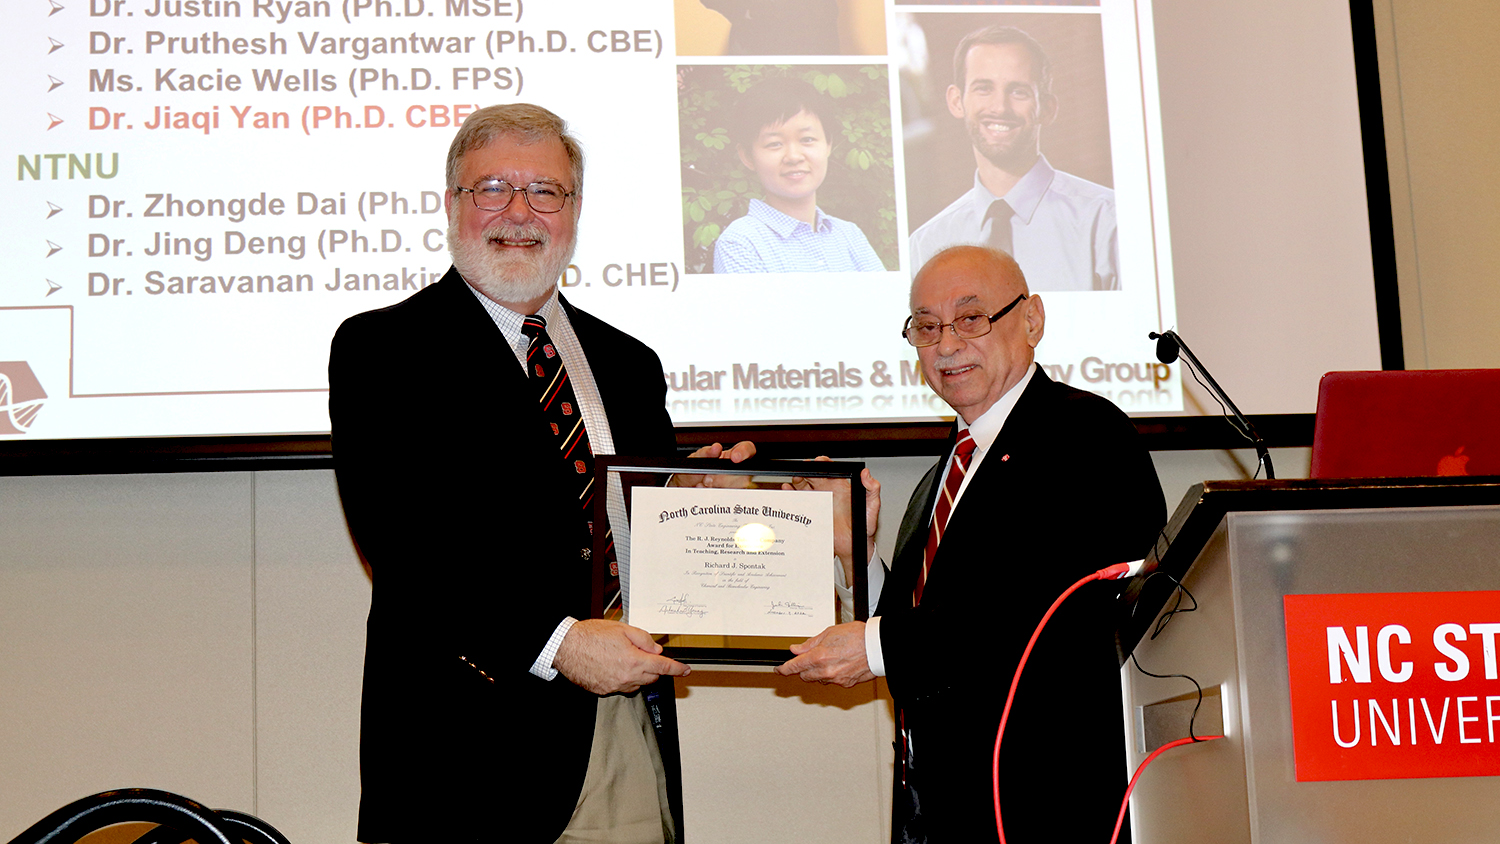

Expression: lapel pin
xmin=1001 ymin=454 xmax=1011 ymax=462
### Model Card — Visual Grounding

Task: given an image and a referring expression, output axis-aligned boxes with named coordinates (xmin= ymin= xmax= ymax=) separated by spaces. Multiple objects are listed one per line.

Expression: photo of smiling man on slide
xmin=906 ymin=19 xmax=1119 ymax=291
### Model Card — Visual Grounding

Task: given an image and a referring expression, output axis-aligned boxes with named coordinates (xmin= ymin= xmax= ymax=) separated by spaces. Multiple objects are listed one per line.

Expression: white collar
xmin=957 ymin=363 xmax=1037 ymax=453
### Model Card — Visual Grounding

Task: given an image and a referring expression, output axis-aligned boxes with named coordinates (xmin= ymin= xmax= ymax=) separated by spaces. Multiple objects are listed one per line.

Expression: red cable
xmin=992 ymin=563 xmax=1128 ymax=843
xmin=1108 ymin=735 xmax=1224 ymax=843
xmin=992 ymin=561 xmax=1220 ymax=844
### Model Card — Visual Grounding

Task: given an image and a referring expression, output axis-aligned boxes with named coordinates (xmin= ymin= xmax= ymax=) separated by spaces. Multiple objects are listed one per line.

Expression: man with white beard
xmin=329 ymin=103 xmax=742 ymax=843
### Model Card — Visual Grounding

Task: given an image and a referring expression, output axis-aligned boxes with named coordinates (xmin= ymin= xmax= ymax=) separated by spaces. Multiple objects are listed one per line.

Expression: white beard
xmin=448 ymin=215 xmax=576 ymax=307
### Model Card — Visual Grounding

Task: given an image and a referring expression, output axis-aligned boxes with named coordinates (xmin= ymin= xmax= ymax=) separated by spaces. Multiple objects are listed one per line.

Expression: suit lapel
xmin=911 ymin=368 xmax=1055 ymax=600
xmin=878 ymin=450 xmax=946 ymax=616
xmin=907 ymin=426 xmax=952 ymax=539
xmin=953 ymin=368 xmax=1049 ymax=511
xmin=433 ymin=269 xmax=530 ymax=396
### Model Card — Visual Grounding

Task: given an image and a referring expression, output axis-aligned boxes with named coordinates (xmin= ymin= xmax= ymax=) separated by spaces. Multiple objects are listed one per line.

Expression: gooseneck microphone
xmin=1149 ymin=330 xmax=1275 ymax=480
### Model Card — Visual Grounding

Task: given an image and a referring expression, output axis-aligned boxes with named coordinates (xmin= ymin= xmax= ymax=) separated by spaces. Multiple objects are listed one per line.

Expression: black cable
xmin=1178 ymin=357 xmax=1236 ymax=437
xmin=1181 ymin=355 xmax=1273 ymax=478
xmin=1130 ymin=651 xmax=1208 ymax=742
xmin=1179 ymin=353 xmax=1269 ymax=478
xmin=1124 ymin=526 xmax=1173 ymax=626
xmin=1147 ymin=571 xmax=1198 ymax=639
xmin=1128 ymin=570 xmax=1206 ymax=740
xmin=1123 ymin=517 xmax=1213 ymax=742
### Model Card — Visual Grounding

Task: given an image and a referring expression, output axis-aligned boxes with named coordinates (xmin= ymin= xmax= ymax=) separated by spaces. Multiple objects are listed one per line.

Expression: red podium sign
xmin=1284 ymin=590 xmax=1500 ymax=781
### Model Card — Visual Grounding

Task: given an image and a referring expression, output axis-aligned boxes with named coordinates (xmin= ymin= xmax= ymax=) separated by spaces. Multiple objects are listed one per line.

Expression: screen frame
xmin=0 ymin=0 xmax=1400 ymax=475
xmin=0 ymin=413 xmax=1321 ymax=476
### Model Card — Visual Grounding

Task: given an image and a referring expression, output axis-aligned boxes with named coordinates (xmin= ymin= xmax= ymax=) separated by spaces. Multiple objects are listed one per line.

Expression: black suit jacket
xmin=877 ymin=366 xmax=1165 ymax=843
xmin=329 ymin=269 xmax=679 ymax=842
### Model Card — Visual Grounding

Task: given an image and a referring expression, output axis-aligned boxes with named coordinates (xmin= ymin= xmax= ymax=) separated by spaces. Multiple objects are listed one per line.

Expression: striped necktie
xmin=520 ymin=315 xmax=620 ymax=616
xmin=914 ymin=431 xmax=977 ymax=606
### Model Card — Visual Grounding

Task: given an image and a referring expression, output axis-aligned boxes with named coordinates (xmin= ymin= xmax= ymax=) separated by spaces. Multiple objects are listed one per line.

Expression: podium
xmin=1120 ymin=477 xmax=1500 ymax=843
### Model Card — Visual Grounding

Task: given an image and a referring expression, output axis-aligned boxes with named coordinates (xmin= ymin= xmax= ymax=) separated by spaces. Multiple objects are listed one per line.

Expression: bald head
xmin=909 ymin=246 xmax=1045 ymax=422
xmin=913 ymin=246 xmax=1029 ymax=300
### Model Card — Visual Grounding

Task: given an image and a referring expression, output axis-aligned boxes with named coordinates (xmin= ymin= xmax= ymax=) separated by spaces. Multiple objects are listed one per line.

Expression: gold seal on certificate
xmin=629 ymin=486 xmax=833 ymax=639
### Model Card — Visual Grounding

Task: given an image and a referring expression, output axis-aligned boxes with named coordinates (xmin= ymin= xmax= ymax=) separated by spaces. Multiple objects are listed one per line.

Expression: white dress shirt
xmin=865 ymin=365 xmax=1038 ymax=675
xmin=909 ymin=157 xmax=1118 ymax=291
xmin=465 ymin=282 xmax=630 ymax=681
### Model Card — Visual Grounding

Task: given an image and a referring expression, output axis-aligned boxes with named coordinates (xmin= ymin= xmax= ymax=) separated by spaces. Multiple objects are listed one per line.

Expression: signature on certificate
xmin=659 ymin=593 xmax=709 ymax=618
xmin=766 ymin=600 xmax=814 ymax=617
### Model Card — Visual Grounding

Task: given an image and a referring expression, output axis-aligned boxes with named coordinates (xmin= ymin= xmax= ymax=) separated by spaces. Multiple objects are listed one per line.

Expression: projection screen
xmin=1 ymin=0 xmax=1385 ymax=442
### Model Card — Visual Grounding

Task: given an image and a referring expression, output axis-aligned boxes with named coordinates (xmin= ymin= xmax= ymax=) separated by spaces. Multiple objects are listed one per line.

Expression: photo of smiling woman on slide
xmin=678 ymin=65 xmax=897 ymax=275
xmin=712 ymin=78 xmax=884 ymax=274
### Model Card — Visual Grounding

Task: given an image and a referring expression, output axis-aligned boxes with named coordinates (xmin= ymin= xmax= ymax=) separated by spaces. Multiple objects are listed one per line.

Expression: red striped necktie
xmin=914 ymin=431 xmax=977 ymax=606
xmin=520 ymin=315 xmax=620 ymax=616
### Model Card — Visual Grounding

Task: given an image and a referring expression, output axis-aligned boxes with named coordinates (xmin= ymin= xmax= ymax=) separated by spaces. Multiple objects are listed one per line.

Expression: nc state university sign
xmin=1284 ymin=591 xmax=1500 ymax=781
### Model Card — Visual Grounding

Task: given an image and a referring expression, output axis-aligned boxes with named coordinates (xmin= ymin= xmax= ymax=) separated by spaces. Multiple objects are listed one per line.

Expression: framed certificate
xmin=592 ymin=457 xmax=868 ymax=665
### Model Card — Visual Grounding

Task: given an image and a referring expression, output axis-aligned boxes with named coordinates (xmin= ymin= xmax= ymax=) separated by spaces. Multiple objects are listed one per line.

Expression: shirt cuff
xmin=865 ymin=615 xmax=886 ymax=677
xmin=835 ymin=553 xmax=889 ymax=625
xmin=868 ymin=553 xmax=887 ymax=609
xmin=530 ymin=616 xmax=578 ymax=681
xmin=834 ymin=556 xmax=856 ymax=624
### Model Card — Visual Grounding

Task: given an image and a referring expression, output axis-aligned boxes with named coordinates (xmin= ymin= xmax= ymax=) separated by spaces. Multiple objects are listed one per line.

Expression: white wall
xmin=0 ymin=450 xmax=1267 ymax=843
xmin=1374 ymin=0 xmax=1500 ymax=369
xmin=0 ymin=467 xmax=902 ymax=844
xmin=6 ymin=1 xmax=1494 ymax=835
xmin=0 ymin=471 xmax=359 ymax=843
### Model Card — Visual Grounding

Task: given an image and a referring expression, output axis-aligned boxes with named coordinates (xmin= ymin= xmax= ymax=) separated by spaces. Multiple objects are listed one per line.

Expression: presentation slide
xmin=2 ymin=0 xmax=1179 ymax=440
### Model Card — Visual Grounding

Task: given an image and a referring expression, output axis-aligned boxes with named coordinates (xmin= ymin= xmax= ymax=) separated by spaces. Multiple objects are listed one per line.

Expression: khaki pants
xmin=555 ymin=694 xmax=674 ymax=844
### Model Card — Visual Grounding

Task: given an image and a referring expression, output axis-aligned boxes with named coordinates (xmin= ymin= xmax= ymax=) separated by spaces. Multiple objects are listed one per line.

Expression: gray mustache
xmin=482 ymin=224 xmax=549 ymax=246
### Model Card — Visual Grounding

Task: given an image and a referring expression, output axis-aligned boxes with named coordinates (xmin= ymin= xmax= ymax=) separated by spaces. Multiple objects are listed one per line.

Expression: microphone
xmin=1149 ymin=331 xmax=1180 ymax=364
xmin=1148 ymin=330 xmax=1275 ymax=480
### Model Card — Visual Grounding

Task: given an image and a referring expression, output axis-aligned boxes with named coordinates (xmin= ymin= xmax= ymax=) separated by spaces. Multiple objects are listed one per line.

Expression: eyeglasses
xmin=901 ymin=293 xmax=1028 ymax=348
xmin=453 ymin=179 xmax=576 ymax=214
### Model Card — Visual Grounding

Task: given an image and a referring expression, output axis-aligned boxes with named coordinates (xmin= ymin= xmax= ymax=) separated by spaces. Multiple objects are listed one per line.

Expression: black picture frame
xmin=593 ymin=456 xmax=868 ymax=665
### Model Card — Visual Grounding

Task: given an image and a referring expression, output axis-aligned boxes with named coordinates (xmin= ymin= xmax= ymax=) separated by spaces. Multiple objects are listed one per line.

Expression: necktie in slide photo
xmin=914 ymin=430 xmax=976 ymax=606
xmin=987 ymin=198 xmax=1014 ymax=257
xmin=520 ymin=315 xmax=621 ymax=617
